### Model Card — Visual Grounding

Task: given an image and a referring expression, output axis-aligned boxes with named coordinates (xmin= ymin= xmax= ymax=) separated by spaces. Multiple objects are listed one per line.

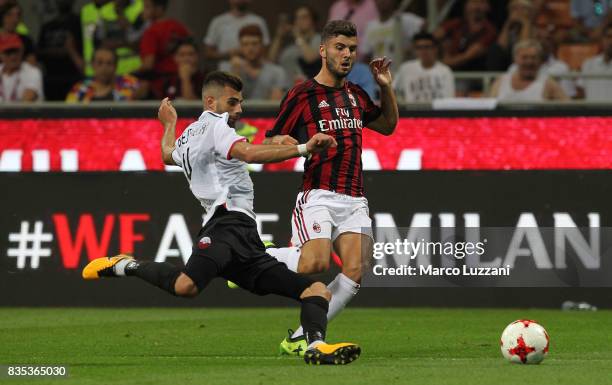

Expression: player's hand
xmin=306 ymin=133 xmax=337 ymax=154
xmin=370 ymin=57 xmax=393 ymax=87
xmin=270 ymin=135 xmax=298 ymax=145
xmin=158 ymin=97 xmax=177 ymax=126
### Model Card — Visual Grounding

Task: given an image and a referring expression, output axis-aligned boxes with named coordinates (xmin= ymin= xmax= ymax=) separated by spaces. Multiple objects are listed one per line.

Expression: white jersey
xmin=171 ymin=110 xmax=254 ymax=225
xmin=393 ymin=60 xmax=455 ymax=102
xmin=497 ymin=72 xmax=547 ymax=102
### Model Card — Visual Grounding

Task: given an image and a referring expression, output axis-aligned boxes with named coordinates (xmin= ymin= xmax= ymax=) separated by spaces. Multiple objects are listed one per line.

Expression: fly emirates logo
xmin=318 ymin=108 xmax=363 ymax=132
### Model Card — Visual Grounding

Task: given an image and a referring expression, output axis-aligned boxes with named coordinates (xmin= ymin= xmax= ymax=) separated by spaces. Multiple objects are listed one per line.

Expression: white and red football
xmin=500 ymin=320 xmax=550 ymax=364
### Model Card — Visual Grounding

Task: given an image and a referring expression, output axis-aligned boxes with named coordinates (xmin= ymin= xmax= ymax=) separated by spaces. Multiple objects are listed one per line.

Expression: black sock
xmin=300 ymin=295 xmax=329 ymax=345
xmin=125 ymin=261 xmax=181 ymax=296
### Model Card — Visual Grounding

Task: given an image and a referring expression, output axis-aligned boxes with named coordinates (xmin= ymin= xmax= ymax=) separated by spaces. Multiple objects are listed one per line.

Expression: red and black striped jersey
xmin=266 ymin=79 xmax=381 ymax=197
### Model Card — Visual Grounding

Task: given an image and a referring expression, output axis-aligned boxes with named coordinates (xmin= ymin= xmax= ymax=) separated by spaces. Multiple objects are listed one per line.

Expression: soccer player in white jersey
xmin=82 ymin=71 xmax=361 ymax=365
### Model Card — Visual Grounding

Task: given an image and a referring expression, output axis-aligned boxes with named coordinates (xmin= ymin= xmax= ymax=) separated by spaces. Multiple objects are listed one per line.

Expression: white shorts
xmin=290 ymin=189 xmax=373 ymax=248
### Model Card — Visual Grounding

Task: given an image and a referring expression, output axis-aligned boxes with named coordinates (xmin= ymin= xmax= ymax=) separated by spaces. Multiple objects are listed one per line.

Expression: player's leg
xmin=279 ymin=196 xmax=371 ymax=350
xmin=320 ymin=201 xmax=374 ymax=325
xmin=82 ymin=255 xmax=198 ymax=297
xmin=267 ymin=191 xmax=334 ymax=274
xmin=251 ymin=263 xmax=360 ymax=365
xmin=82 ymin=227 xmax=232 ymax=298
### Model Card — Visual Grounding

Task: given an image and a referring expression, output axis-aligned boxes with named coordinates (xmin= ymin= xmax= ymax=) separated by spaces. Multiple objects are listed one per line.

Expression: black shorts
xmin=184 ymin=207 xmax=313 ymax=300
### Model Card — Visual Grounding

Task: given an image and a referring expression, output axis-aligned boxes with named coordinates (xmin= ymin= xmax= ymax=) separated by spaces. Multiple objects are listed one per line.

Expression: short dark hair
xmin=321 ymin=20 xmax=357 ymax=42
xmin=412 ymin=31 xmax=437 ymax=45
xmin=151 ymin=0 xmax=169 ymax=10
xmin=203 ymin=71 xmax=243 ymax=93
xmin=239 ymin=24 xmax=263 ymax=40
xmin=172 ymin=37 xmax=197 ymax=54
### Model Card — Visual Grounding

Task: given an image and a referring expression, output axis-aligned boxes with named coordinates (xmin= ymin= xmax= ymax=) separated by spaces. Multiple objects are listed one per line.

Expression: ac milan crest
xmin=198 ymin=236 xmax=212 ymax=249
xmin=312 ymin=222 xmax=321 ymax=233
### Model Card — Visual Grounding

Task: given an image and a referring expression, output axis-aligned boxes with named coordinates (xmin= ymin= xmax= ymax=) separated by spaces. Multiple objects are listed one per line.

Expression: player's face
xmin=515 ymin=47 xmax=541 ymax=80
xmin=321 ymin=35 xmax=358 ymax=79
xmin=239 ymin=35 xmax=263 ymax=62
xmin=215 ymin=86 xmax=244 ymax=127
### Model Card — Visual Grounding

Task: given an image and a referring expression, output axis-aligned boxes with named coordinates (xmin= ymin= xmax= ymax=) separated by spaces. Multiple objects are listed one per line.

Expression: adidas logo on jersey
xmin=318 ymin=100 xmax=330 ymax=108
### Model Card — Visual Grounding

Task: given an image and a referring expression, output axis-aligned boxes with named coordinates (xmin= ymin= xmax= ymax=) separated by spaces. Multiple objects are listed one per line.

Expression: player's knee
xmin=300 ymin=281 xmax=331 ymax=301
xmin=299 ymin=255 xmax=330 ymax=274
xmin=174 ymin=275 xmax=199 ymax=298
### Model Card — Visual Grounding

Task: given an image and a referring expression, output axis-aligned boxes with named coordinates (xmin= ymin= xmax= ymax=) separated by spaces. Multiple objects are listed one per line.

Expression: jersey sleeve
xmin=265 ymin=88 xmax=302 ymax=138
xmin=171 ymin=142 xmax=183 ymax=167
xmin=354 ymin=84 xmax=382 ymax=126
xmin=213 ymin=119 xmax=247 ymax=160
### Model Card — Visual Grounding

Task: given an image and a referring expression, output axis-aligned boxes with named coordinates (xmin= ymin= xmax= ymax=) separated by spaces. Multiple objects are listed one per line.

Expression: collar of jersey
xmin=199 ymin=110 xmax=229 ymax=123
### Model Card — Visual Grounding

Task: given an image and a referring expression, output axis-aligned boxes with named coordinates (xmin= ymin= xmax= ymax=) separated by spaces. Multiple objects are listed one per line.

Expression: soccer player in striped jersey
xmin=263 ymin=20 xmax=399 ymax=356
xmin=82 ymin=71 xmax=361 ymax=365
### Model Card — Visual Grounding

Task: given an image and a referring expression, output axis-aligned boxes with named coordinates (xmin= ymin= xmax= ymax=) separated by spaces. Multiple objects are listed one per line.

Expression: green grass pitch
xmin=1 ymin=308 xmax=611 ymax=385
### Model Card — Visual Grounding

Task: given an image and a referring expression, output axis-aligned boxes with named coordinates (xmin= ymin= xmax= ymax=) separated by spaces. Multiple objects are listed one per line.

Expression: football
xmin=500 ymin=320 xmax=550 ymax=364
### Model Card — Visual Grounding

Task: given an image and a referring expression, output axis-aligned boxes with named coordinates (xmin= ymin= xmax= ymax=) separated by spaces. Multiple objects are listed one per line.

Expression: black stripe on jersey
xmin=183 ymin=147 xmax=193 ymax=181
xmin=340 ymin=90 xmax=358 ymax=195
xmin=267 ymin=90 xmax=299 ymax=137
xmin=205 ymin=111 xmax=223 ymax=119
xmin=327 ymin=87 xmax=344 ymax=192
xmin=306 ymin=83 xmax=326 ymax=190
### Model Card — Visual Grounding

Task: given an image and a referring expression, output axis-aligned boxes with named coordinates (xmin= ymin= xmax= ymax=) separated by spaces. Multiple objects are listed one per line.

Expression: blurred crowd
xmin=1 ymin=0 xmax=612 ymax=104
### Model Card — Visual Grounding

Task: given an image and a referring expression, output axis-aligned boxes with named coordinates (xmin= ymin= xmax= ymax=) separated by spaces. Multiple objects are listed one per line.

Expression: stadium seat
xmin=557 ymin=43 xmax=601 ymax=71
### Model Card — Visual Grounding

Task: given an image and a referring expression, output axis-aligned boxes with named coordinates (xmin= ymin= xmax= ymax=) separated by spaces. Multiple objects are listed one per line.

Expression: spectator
xmin=361 ymin=0 xmax=424 ymax=65
xmin=0 ymin=1 xmax=35 ymax=64
xmin=571 ymin=0 xmax=612 ymax=40
xmin=66 ymin=46 xmax=138 ymax=102
xmin=139 ymin=0 xmax=190 ymax=98
xmin=486 ymin=0 xmax=535 ymax=71
xmin=37 ymin=0 xmax=84 ymax=101
xmin=434 ymin=0 xmax=496 ymax=71
xmin=393 ymin=31 xmax=455 ymax=102
xmin=220 ymin=25 xmax=286 ymax=100
xmin=163 ymin=38 xmax=204 ymax=101
xmin=489 ymin=39 xmax=567 ymax=101
xmin=93 ymin=0 xmax=145 ymax=75
xmin=0 ymin=34 xmax=43 ymax=102
xmin=0 ymin=0 xmax=27 ymax=35
xmin=269 ymin=6 xmax=321 ymax=87
xmin=579 ymin=23 xmax=612 ymax=101
xmin=508 ymin=17 xmax=576 ymax=98
xmin=328 ymin=0 xmax=379 ymax=49
xmin=80 ymin=0 xmax=108 ymax=76
xmin=204 ymin=0 xmax=270 ymax=62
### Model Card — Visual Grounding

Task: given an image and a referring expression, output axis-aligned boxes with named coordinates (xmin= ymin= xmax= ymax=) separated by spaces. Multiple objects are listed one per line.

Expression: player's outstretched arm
xmin=368 ymin=57 xmax=399 ymax=136
xmin=262 ymin=135 xmax=298 ymax=145
xmin=231 ymin=133 xmax=337 ymax=164
xmin=158 ymin=97 xmax=178 ymax=165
